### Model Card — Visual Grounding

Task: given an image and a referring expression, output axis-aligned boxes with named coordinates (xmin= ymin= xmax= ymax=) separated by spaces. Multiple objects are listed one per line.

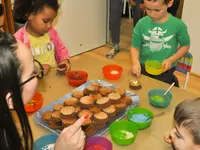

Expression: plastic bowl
xmin=66 ymin=70 xmax=88 ymax=87
xmin=84 ymin=136 xmax=112 ymax=150
xmin=145 ymin=60 xmax=163 ymax=75
xmin=34 ymin=134 xmax=58 ymax=150
xmin=25 ymin=92 xmax=43 ymax=113
xmin=109 ymin=120 xmax=138 ymax=146
xmin=148 ymin=89 xmax=172 ymax=108
xmin=102 ymin=64 xmax=123 ymax=80
xmin=127 ymin=107 xmax=153 ymax=130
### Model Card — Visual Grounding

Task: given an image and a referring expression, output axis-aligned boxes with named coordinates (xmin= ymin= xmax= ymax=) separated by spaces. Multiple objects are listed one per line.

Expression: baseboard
xmin=190 ymin=72 xmax=200 ymax=78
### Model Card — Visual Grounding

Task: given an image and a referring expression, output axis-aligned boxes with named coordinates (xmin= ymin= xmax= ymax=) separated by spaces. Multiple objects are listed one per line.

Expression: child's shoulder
xmin=169 ymin=15 xmax=186 ymax=25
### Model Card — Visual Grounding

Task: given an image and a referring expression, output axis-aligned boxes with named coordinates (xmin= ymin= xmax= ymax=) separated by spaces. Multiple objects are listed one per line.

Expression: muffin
xmin=61 ymin=118 xmax=77 ymax=127
xmin=51 ymin=111 xmax=61 ymax=122
xmin=60 ymin=106 xmax=76 ymax=119
xmin=103 ymin=105 xmax=116 ymax=118
xmin=108 ymin=93 xmax=121 ymax=104
xmin=129 ymin=80 xmax=142 ymax=90
xmin=96 ymin=97 xmax=111 ymax=109
xmin=63 ymin=97 xmax=78 ymax=106
xmin=86 ymin=85 xmax=99 ymax=94
xmin=71 ymin=90 xmax=84 ymax=99
xmin=53 ymin=104 xmax=63 ymax=111
xmin=78 ymin=109 xmax=93 ymax=118
xmin=79 ymin=96 xmax=94 ymax=108
xmin=89 ymin=93 xmax=102 ymax=102
xmin=48 ymin=120 xmax=62 ymax=130
xmin=114 ymin=88 xmax=126 ymax=97
xmin=120 ymin=96 xmax=132 ymax=106
xmin=90 ymin=106 xmax=101 ymax=114
xmin=93 ymin=112 xmax=108 ymax=124
xmin=91 ymin=82 xmax=102 ymax=89
xmin=114 ymin=103 xmax=127 ymax=113
xmin=42 ymin=110 xmax=52 ymax=123
xmin=83 ymin=124 xmax=97 ymax=137
xmin=83 ymin=88 xmax=89 ymax=96
xmin=99 ymin=87 xmax=113 ymax=96
xmin=75 ymin=106 xmax=81 ymax=113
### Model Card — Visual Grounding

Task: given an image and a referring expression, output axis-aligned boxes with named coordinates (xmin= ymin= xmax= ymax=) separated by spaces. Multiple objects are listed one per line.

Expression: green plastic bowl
xmin=148 ymin=89 xmax=172 ymax=108
xmin=109 ymin=120 xmax=138 ymax=146
xmin=145 ymin=60 xmax=163 ymax=75
xmin=127 ymin=107 xmax=153 ymax=130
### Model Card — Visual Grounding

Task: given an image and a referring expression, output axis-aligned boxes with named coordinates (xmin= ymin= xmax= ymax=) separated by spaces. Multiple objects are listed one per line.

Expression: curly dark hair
xmin=13 ymin=0 xmax=59 ymax=22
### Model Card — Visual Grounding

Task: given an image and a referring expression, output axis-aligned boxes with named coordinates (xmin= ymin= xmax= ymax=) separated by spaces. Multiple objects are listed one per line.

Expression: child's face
xmin=144 ymin=0 xmax=172 ymax=22
xmin=169 ymin=123 xmax=200 ymax=150
xmin=28 ymin=7 xmax=57 ymax=36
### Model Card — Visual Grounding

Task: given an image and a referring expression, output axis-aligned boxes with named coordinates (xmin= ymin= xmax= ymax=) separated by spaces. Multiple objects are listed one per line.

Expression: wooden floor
xmin=72 ymin=46 xmax=200 ymax=96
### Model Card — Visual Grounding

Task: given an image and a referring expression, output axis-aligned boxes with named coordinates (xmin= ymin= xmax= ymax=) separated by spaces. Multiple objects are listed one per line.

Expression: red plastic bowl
xmin=25 ymin=92 xmax=43 ymax=113
xmin=102 ymin=64 xmax=123 ymax=80
xmin=66 ymin=70 xmax=88 ymax=87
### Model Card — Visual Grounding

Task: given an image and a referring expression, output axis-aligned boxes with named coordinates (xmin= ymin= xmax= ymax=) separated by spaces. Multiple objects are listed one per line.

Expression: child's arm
xmin=162 ymin=20 xmax=190 ymax=72
xmin=162 ymin=45 xmax=190 ymax=72
xmin=130 ymin=46 xmax=141 ymax=78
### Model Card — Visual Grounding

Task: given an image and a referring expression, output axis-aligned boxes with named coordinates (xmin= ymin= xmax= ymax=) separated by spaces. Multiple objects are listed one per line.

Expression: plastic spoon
xmin=146 ymin=112 xmax=165 ymax=121
xmin=164 ymin=82 xmax=175 ymax=96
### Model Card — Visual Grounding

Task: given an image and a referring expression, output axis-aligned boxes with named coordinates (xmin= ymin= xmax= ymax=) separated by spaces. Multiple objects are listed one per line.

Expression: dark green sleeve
xmin=131 ymin=20 xmax=142 ymax=49
xmin=177 ymin=21 xmax=190 ymax=46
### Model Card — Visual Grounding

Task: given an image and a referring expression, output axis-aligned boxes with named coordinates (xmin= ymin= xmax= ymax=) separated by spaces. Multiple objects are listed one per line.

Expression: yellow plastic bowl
xmin=145 ymin=60 xmax=163 ymax=75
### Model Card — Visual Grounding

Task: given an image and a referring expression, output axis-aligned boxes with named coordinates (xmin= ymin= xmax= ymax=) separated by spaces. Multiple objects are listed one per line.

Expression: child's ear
xmin=28 ymin=13 xmax=34 ymax=20
xmin=167 ymin=0 xmax=174 ymax=8
xmin=6 ymin=92 xmax=13 ymax=109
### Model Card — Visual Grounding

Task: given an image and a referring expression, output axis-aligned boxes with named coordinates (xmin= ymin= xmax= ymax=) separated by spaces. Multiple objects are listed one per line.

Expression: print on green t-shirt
xmin=131 ymin=14 xmax=190 ymax=68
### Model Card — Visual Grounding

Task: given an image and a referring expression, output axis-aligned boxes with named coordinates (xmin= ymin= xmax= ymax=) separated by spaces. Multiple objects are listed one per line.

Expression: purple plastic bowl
xmin=84 ymin=136 xmax=112 ymax=150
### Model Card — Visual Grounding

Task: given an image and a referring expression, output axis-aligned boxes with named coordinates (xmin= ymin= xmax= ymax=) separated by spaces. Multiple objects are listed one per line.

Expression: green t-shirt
xmin=131 ymin=14 xmax=190 ymax=67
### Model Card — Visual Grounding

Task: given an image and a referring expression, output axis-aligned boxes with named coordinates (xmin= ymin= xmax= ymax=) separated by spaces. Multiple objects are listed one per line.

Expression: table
xmin=29 ymin=53 xmax=198 ymax=150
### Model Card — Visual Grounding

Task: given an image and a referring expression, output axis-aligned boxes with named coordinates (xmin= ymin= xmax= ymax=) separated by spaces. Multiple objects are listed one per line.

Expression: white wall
xmin=182 ymin=0 xmax=200 ymax=75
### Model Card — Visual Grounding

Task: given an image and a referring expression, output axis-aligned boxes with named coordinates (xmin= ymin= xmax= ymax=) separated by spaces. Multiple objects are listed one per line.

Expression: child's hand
xmin=132 ymin=63 xmax=141 ymax=78
xmin=42 ymin=64 xmax=51 ymax=74
xmin=55 ymin=116 xmax=87 ymax=150
xmin=163 ymin=132 xmax=172 ymax=144
xmin=57 ymin=59 xmax=71 ymax=73
xmin=129 ymin=0 xmax=136 ymax=6
xmin=162 ymin=59 xmax=173 ymax=72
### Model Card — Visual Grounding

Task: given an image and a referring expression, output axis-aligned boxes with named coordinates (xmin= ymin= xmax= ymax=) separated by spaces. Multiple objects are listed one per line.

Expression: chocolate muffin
xmin=89 ymin=93 xmax=102 ymax=102
xmin=48 ymin=120 xmax=62 ymax=130
xmin=51 ymin=111 xmax=61 ymax=122
xmin=86 ymin=85 xmax=99 ymax=94
xmin=60 ymin=106 xmax=76 ymax=119
xmin=71 ymin=90 xmax=84 ymax=99
xmin=61 ymin=118 xmax=77 ymax=127
xmin=83 ymin=88 xmax=89 ymax=96
xmin=129 ymin=80 xmax=142 ymax=90
xmin=79 ymin=96 xmax=94 ymax=109
xmin=108 ymin=93 xmax=121 ymax=104
xmin=78 ymin=109 xmax=93 ymax=118
xmin=89 ymin=106 xmax=101 ymax=114
xmin=42 ymin=110 xmax=52 ymax=123
xmin=120 ymin=96 xmax=132 ymax=106
xmin=83 ymin=124 xmax=97 ymax=137
xmin=53 ymin=104 xmax=63 ymax=111
xmin=103 ymin=105 xmax=116 ymax=118
xmin=99 ymin=87 xmax=113 ymax=96
xmin=114 ymin=103 xmax=127 ymax=113
xmin=63 ymin=97 xmax=78 ymax=106
xmin=114 ymin=88 xmax=126 ymax=97
xmin=93 ymin=112 xmax=108 ymax=124
xmin=96 ymin=97 xmax=111 ymax=109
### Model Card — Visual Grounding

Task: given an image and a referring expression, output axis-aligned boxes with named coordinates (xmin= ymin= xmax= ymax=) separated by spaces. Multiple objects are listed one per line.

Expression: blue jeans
xmin=132 ymin=0 xmax=144 ymax=26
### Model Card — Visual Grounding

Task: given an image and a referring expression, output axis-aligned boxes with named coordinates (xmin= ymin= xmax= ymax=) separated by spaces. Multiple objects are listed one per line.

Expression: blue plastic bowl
xmin=34 ymin=134 xmax=58 ymax=150
xmin=148 ymin=89 xmax=172 ymax=108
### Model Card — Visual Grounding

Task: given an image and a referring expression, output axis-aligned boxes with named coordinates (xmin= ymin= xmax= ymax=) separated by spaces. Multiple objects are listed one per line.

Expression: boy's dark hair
xmin=174 ymin=98 xmax=200 ymax=145
xmin=0 ymin=4 xmax=4 ymax=16
xmin=13 ymin=0 xmax=59 ymax=21
xmin=145 ymin=0 xmax=172 ymax=4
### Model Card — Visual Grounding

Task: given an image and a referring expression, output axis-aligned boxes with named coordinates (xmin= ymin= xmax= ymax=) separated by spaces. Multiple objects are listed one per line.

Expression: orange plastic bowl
xmin=25 ymin=92 xmax=43 ymax=113
xmin=67 ymin=70 xmax=88 ymax=87
xmin=102 ymin=64 xmax=123 ymax=80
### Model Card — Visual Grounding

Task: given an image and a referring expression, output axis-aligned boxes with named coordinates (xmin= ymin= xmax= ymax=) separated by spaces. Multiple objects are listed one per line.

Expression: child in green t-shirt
xmin=130 ymin=0 xmax=190 ymax=86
